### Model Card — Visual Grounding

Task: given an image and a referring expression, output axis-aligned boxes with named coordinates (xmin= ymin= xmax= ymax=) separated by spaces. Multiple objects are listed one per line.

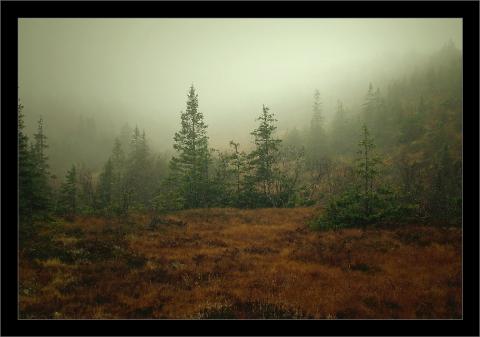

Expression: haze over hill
xmin=19 ymin=18 xmax=461 ymax=176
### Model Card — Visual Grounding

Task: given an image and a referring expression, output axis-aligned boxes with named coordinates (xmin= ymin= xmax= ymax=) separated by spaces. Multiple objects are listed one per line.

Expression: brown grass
xmin=19 ymin=208 xmax=462 ymax=319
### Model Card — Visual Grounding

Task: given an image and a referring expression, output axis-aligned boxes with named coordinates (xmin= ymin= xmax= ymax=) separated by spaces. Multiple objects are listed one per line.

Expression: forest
xmin=19 ymin=40 xmax=462 ymax=227
xmin=18 ymin=19 xmax=462 ymax=319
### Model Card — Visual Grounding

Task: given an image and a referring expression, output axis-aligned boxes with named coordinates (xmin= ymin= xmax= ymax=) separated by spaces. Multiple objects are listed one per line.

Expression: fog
xmin=19 ymin=18 xmax=461 ymax=165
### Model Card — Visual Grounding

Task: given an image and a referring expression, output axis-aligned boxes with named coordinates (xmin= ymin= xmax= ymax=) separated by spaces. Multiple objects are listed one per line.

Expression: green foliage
xmin=306 ymin=89 xmax=328 ymax=169
xmin=310 ymin=185 xmax=417 ymax=231
xmin=205 ymin=149 xmax=234 ymax=207
xmin=294 ymin=185 xmax=317 ymax=207
xmin=398 ymin=97 xmax=427 ymax=143
xmin=123 ymin=126 xmax=155 ymax=211
xmin=310 ymin=125 xmax=419 ymax=231
xmin=56 ymin=165 xmax=77 ymax=219
xmin=97 ymin=158 xmax=114 ymax=213
xmin=355 ymin=124 xmax=380 ymax=223
xmin=309 ymin=188 xmax=363 ymax=231
xmin=428 ymin=144 xmax=461 ymax=225
xmin=249 ymin=105 xmax=282 ymax=205
xmin=229 ymin=141 xmax=248 ymax=206
xmin=31 ymin=118 xmax=53 ymax=215
xmin=18 ymin=42 xmax=461 ymax=225
xmin=272 ymin=145 xmax=305 ymax=207
xmin=237 ymin=175 xmax=268 ymax=208
xmin=77 ymin=165 xmax=97 ymax=214
xmin=330 ymin=100 xmax=354 ymax=155
xmin=168 ymin=85 xmax=210 ymax=209
xmin=19 ymin=105 xmax=53 ymax=223
xmin=155 ymin=168 xmax=187 ymax=212
xmin=19 ymin=102 xmax=35 ymax=220
xmin=108 ymin=138 xmax=128 ymax=215
xmin=93 ymin=128 xmax=162 ymax=216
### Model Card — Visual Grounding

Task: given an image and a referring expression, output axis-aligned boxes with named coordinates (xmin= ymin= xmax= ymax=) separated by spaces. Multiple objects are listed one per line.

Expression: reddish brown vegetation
xmin=19 ymin=208 xmax=461 ymax=319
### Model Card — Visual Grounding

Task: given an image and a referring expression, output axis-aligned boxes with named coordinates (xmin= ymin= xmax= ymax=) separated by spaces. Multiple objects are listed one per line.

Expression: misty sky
xmin=19 ymin=18 xmax=462 ymax=151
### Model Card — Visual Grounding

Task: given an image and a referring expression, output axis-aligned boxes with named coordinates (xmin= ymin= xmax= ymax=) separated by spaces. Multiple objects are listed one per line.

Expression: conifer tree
xmin=307 ymin=90 xmax=327 ymax=170
xmin=310 ymin=124 xmax=396 ymax=230
xmin=362 ymin=83 xmax=376 ymax=128
xmin=208 ymin=149 xmax=233 ymax=206
xmin=119 ymin=126 xmax=152 ymax=213
xmin=274 ymin=144 xmax=305 ymax=207
xmin=330 ymin=100 xmax=350 ymax=153
xmin=399 ymin=97 xmax=427 ymax=143
xmin=18 ymin=101 xmax=35 ymax=220
xmin=31 ymin=117 xmax=52 ymax=216
xmin=170 ymin=85 xmax=210 ymax=208
xmin=33 ymin=117 xmax=48 ymax=171
xmin=362 ymin=83 xmax=388 ymax=144
xmin=229 ymin=141 xmax=244 ymax=199
xmin=57 ymin=165 xmax=77 ymax=218
xmin=77 ymin=165 xmax=96 ymax=213
xmin=97 ymin=158 xmax=114 ymax=212
xmin=429 ymin=144 xmax=461 ymax=223
xmin=127 ymin=126 xmax=143 ymax=205
xmin=119 ymin=123 xmax=133 ymax=151
xmin=108 ymin=137 xmax=126 ymax=213
xmin=111 ymin=137 xmax=126 ymax=169
xmin=250 ymin=105 xmax=281 ymax=204
xmin=356 ymin=124 xmax=380 ymax=224
xmin=134 ymin=129 xmax=153 ymax=208
xmin=311 ymin=89 xmax=323 ymax=132
xmin=283 ymin=127 xmax=302 ymax=148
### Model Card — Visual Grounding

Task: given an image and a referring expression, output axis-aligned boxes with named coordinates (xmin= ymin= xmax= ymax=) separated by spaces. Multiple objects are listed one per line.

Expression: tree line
xmin=18 ymin=41 xmax=462 ymax=229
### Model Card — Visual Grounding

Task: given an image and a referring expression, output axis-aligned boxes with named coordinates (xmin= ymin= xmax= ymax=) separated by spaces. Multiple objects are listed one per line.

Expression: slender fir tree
xmin=170 ymin=85 xmax=210 ymax=208
xmin=250 ymin=104 xmax=281 ymax=204
xmin=18 ymin=101 xmax=35 ymax=220
xmin=31 ymin=117 xmax=52 ymax=216
xmin=356 ymin=124 xmax=380 ymax=225
xmin=97 ymin=158 xmax=114 ymax=211
xmin=229 ymin=140 xmax=244 ymax=199
xmin=57 ymin=165 xmax=77 ymax=219
xmin=307 ymin=89 xmax=327 ymax=170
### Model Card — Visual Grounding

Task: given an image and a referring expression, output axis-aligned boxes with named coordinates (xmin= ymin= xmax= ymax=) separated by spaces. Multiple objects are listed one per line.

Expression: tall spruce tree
xmin=18 ymin=101 xmax=35 ymax=220
xmin=429 ymin=144 xmax=460 ymax=223
xmin=330 ymin=100 xmax=351 ymax=154
xmin=362 ymin=83 xmax=388 ymax=143
xmin=170 ymin=85 xmax=210 ymax=208
xmin=250 ymin=104 xmax=281 ymax=204
xmin=356 ymin=124 xmax=380 ymax=224
xmin=77 ymin=165 xmax=96 ymax=214
xmin=125 ymin=126 xmax=152 ymax=209
xmin=31 ymin=117 xmax=52 ymax=216
xmin=311 ymin=89 xmax=323 ymax=132
xmin=116 ymin=126 xmax=152 ymax=214
xmin=311 ymin=124 xmax=394 ymax=230
xmin=307 ymin=89 xmax=327 ymax=169
xmin=229 ymin=140 xmax=244 ymax=200
xmin=108 ymin=137 xmax=126 ymax=214
xmin=97 ymin=158 xmax=114 ymax=212
xmin=362 ymin=83 xmax=376 ymax=128
xmin=138 ymin=129 xmax=154 ymax=208
xmin=57 ymin=165 xmax=77 ymax=218
xmin=208 ymin=149 xmax=233 ymax=207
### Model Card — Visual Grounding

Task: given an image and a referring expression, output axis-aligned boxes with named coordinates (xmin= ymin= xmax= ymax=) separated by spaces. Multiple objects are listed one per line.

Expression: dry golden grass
xmin=19 ymin=208 xmax=462 ymax=319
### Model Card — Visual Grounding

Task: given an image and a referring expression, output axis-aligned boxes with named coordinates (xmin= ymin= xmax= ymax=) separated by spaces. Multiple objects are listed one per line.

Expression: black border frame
xmin=2 ymin=1 xmax=479 ymax=336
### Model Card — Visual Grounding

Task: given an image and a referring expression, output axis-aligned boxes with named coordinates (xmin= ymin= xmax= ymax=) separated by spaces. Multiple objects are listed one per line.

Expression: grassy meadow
xmin=19 ymin=208 xmax=462 ymax=319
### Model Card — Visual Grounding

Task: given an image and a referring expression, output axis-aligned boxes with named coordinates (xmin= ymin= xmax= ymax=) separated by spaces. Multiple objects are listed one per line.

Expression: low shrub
xmin=309 ymin=186 xmax=418 ymax=231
